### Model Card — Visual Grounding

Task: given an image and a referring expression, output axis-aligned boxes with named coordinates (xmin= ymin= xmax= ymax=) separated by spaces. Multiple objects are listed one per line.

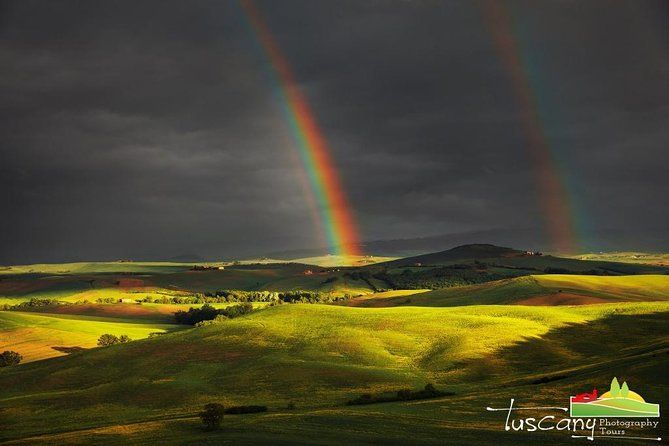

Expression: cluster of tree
xmin=206 ymin=290 xmax=350 ymax=304
xmin=543 ymin=267 xmax=609 ymax=275
xmin=346 ymin=384 xmax=454 ymax=406
xmin=95 ymin=297 xmax=118 ymax=304
xmin=135 ymin=290 xmax=350 ymax=305
xmin=276 ymin=290 xmax=348 ymax=303
xmin=205 ymin=290 xmax=280 ymax=302
xmin=174 ymin=303 xmax=254 ymax=325
xmin=97 ymin=334 xmax=131 ymax=346
xmin=140 ymin=295 xmax=205 ymax=304
xmin=0 ymin=350 xmax=22 ymax=367
xmin=2 ymin=298 xmax=61 ymax=310
xmin=198 ymin=403 xmax=269 ymax=431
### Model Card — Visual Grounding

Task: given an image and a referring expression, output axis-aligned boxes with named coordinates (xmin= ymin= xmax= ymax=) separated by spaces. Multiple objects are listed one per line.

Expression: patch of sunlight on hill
xmin=360 ymin=275 xmax=669 ymax=307
xmin=0 ymin=311 xmax=182 ymax=362
xmin=533 ymin=275 xmax=669 ymax=299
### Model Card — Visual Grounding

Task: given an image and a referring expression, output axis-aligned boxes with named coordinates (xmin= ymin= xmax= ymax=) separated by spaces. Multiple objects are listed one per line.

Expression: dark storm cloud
xmin=1 ymin=0 xmax=667 ymax=262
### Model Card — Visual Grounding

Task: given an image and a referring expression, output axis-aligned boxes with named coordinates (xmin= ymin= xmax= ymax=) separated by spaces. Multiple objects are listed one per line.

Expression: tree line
xmin=174 ymin=303 xmax=255 ymax=325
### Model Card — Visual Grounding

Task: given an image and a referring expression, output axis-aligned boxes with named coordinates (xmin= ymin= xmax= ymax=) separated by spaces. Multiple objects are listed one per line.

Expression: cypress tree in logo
xmin=570 ymin=378 xmax=660 ymax=418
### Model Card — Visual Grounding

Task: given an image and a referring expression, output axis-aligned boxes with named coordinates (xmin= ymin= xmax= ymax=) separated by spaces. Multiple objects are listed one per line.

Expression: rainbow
xmin=239 ymin=0 xmax=361 ymax=257
xmin=479 ymin=0 xmax=578 ymax=253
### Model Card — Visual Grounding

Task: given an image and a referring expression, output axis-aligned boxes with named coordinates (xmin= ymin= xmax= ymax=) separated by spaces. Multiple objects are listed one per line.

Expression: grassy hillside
xmin=0 ymin=302 xmax=667 ymax=444
xmin=352 ymin=274 xmax=669 ymax=307
xmin=0 ymin=311 xmax=181 ymax=363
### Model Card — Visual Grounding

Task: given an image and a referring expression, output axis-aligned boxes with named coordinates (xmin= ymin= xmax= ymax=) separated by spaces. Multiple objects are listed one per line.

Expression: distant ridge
xmin=379 ymin=243 xmax=525 ymax=267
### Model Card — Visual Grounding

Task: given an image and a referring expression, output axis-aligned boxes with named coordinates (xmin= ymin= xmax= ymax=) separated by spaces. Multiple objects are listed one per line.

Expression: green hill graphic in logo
xmin=570 ymin=378 xmax=660 ymax=418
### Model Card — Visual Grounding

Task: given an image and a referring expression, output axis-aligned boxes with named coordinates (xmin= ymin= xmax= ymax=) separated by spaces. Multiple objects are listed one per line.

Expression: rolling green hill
xmin=0 ymin=302 xmax=667 ymax=444
xmin=351 ymin=274 xmax=669 ymax=307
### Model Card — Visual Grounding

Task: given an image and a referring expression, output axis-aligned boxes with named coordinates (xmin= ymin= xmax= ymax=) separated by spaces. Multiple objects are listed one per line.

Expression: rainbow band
xmin=240 ymin=0 xmax=361 ymax=257
xmin=480 ymin=0 xmax=577 ymax=253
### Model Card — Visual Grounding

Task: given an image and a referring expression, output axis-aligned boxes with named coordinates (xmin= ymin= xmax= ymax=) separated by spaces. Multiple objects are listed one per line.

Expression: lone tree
xmin=0 ymin=350 xmax=22 ymax=367
xmin=199 ymin=403 xmax=225 ymax=431
xmin=97 ymin=334 xmax=120 ymax=347
xmin=620 ymin=381 xmax=630 ymax=398
xmin=118 ymin=335 xmax=131 ymax=343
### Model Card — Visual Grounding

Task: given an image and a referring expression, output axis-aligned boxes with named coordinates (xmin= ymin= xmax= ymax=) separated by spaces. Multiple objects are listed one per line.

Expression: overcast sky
xmin=1 ymin=0 xmax=667 ymax=263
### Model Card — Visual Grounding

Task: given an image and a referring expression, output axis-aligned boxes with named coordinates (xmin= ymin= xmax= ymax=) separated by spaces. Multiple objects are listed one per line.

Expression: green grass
xmin=355 ymin=274 xmax=669 ymax=307
xmin=0 ymin=311 xmax=183 ymax=363
xmin=0 ymin=301 xmax=667 ymax=444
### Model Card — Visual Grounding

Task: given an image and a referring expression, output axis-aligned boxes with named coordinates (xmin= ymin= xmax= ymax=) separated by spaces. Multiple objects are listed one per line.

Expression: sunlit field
xmin=1 ymin=300 xmax=667 ymax=444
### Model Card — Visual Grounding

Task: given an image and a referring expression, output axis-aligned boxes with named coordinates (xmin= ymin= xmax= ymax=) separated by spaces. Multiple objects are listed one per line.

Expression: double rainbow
xmin=239 ymin=0 xmax=361 ymax=257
